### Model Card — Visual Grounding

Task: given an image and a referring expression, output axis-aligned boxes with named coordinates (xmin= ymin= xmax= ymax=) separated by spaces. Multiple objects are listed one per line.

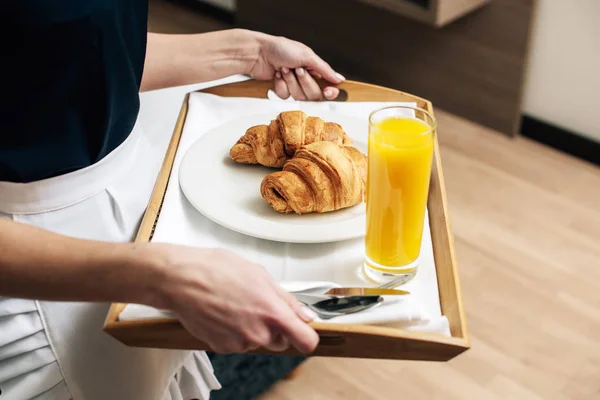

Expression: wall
xmin=523 ymin=0 xmax=600 ymax=142
xmin=196 ymin=0 xmax=236 ymax=11
xmin=238 ymin=0 xmax=535 ymax=136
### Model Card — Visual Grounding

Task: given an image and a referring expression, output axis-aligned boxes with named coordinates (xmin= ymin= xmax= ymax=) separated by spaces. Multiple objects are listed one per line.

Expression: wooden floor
xmin=149 ymin=2 xmax=600 ymax=399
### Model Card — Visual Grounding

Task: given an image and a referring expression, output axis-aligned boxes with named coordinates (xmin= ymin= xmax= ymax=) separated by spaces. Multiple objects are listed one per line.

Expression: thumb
xmin=304 ymin=52 xmax=345 ymax=85
xmin=272 ymin=281 xmax=317 ymax=323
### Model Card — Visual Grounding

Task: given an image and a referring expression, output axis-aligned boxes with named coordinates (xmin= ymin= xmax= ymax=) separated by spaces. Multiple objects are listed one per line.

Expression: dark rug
xmin=207 ymin=352 xmax=306 ymax=400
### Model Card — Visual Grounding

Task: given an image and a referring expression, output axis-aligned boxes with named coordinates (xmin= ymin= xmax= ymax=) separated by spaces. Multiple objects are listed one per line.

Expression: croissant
xmin=260 ymin=141 xmax=367 ymax=214
xmin=230 ymin=110 xmax=353 ymax=168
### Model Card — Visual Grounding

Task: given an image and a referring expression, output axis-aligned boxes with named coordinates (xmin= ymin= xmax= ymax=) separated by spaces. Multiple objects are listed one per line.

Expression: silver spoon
xmin=294 ymin=293 xmax=384 ymax=320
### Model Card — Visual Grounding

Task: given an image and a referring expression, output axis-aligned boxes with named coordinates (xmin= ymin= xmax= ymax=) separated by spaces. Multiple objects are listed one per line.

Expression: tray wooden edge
xmin=421 ymin=103 xmax=470 ymax=347
xmin=105 ymin=317 xmax=467 ymax=361
xmin=104 ymin=79 xmax=470 ymax=358
xmin=103 ymin=93 xmax=190 ymax=329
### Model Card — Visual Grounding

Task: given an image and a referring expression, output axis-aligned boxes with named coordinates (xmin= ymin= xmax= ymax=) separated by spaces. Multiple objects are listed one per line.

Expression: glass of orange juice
xmin=364 ymin=106 xmax=436 ymax=284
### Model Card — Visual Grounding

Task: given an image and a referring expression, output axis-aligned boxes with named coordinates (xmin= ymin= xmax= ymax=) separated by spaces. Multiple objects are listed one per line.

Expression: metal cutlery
xmin=291 ymin=275 xmax=413 ymax=296
xmin=294 ymin=293 xmax=383 ymax=320
xmin=325 ymin=287 xmax=409 ymax=296
xmin=289 ymin=275 xmax=412 ymax=319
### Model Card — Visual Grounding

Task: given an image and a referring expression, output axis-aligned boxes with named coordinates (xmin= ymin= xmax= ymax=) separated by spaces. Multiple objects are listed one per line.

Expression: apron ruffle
xmin=164 ymin=352 xmax=221 ymax=400
xmin=0 ymin=298 xmax=72 ymax=400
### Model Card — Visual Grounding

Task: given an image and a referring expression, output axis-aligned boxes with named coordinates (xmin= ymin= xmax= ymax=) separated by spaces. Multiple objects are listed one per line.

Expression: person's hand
xmin=146 ymin=244 xmax=319 ymax=354
xmin=249 ymin=33 xmax=346 ymax=101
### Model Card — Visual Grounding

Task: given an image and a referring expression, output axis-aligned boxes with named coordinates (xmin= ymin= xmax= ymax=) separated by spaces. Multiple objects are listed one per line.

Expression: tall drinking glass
xmin=364 ymin=106 xmax=436 ymax=284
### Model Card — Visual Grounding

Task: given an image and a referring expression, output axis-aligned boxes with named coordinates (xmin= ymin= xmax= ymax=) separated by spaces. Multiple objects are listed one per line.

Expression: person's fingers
xmin=306 ymin=69 xmax=339 ymax=100
xmin=211 ymin=328 xmax=271 ymax=354
xmin=209 ymin=335 xmax=250 ymax=354
xmin=274 ymin=71 xmax=290 ymax=99
xmin=323 ymin=86 xmax=340 ymax=100
xmin=243 ymin=322 xmax=275 ymax=349
xmin=281 ymin=67 xmax=306 ymax=100
xmin=303 ymin=50 xmax=345 ymax=84
xmin=306 ymin=68 xmax=322 ymax=80
xmin=295 ymin=68 xmax=322 ymax=101
xmin=265 ymin=333 xmax=290 ymax=352
xmin=272 ymin=310 xmax=319 ymax=354
xmin=266 ymin=283 xmax=319 ymax=353
xmin=271 ymin=281 xmax=317 ymax=323
xmin=246 ymin=343 xmax=261 ymax=352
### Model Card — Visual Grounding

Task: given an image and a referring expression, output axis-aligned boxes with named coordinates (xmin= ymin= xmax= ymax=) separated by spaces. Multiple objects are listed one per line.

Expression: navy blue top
xmin=0 ymin=0 xmax=148 ymax=182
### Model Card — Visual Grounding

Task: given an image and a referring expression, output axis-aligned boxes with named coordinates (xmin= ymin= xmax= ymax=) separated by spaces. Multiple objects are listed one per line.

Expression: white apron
xmin=0 ymin=122 xmax=220 ymax=400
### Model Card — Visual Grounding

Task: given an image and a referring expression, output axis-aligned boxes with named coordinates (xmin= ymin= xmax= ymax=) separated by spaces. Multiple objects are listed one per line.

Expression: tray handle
xmin=201 ymin=78 xmax=430 ymax=108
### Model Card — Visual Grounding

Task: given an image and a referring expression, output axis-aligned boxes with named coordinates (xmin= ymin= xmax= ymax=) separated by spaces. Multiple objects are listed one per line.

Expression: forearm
xmin=140 ymin=29 xmax=266 ymax=92
xmin=0 ymin=219 xmax=161 ymax=305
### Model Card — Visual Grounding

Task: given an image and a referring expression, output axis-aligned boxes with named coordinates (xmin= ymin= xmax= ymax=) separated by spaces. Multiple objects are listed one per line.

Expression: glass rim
xmin=368 ymin=105 xmax=437 ymax=136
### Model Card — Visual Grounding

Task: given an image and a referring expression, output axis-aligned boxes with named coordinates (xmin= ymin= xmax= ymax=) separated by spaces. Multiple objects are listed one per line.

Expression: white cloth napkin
xmin=279 ymin=282 xmax=431 ymax=326
xmin=119 ymin=281 xmax=449 ymax=332
xmin=120 ymin=92 xmax=450 ymax=337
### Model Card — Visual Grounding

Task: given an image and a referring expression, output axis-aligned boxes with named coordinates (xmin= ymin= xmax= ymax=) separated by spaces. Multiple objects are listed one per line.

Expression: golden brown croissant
xmin=260 ymin=141 xmax=367 ymax=214
xmin=230 ymin=110 xmax=353 ymax=168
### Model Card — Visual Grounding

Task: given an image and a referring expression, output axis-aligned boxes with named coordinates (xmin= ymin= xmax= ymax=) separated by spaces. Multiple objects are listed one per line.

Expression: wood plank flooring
xmin=149 ymin=3 xmax=600 ymax=398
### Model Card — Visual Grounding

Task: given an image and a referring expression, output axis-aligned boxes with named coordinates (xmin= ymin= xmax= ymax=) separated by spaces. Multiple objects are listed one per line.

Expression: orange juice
xmin=365 ymin=112 xmax=434 ymax=278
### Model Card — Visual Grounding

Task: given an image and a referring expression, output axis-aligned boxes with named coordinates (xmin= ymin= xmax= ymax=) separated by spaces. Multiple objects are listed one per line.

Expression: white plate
xmin=179 ymin=111 xmax=369 ymax=243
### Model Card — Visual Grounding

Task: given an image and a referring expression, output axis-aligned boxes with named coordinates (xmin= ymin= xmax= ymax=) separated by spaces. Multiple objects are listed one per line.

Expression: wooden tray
xmin=103 ymin=79 xmax=469 ymax=361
